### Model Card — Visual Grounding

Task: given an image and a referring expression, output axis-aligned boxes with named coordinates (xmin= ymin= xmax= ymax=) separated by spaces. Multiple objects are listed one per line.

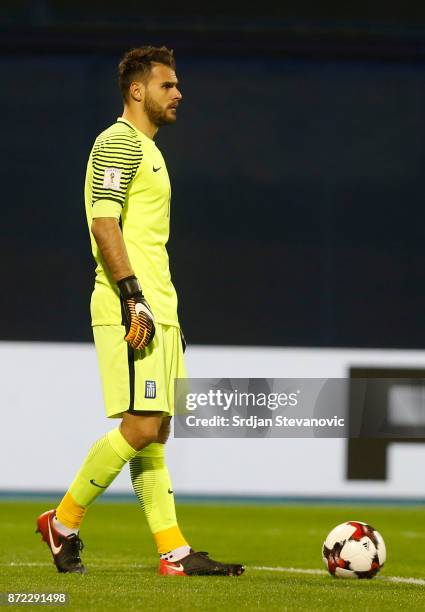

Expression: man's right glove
xmin=117 ymin=275 xmax=155 ymax=350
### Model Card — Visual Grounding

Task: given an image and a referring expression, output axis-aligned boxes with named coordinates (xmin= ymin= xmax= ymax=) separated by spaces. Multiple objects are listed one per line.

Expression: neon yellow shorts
xmin=92 ymin=323 xmax=187 ymax=418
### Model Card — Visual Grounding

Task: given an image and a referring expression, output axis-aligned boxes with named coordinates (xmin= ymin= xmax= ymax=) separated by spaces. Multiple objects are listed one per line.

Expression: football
xmin=322 ymin=521 xmax=386 ymax=579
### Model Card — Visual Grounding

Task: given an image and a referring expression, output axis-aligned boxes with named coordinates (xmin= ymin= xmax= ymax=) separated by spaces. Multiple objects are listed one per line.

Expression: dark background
xmin=2 ymin=1 xmax=425 ymax=347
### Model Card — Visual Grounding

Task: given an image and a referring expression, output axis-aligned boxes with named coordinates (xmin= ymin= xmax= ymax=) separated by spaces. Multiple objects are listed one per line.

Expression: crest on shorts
xmin=145 ymin=380 xmax=156 ymax=399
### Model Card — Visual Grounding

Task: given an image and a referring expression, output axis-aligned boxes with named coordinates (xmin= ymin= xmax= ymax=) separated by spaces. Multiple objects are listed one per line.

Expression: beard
xmin=144 ymin=91 xmax=176 ymax=126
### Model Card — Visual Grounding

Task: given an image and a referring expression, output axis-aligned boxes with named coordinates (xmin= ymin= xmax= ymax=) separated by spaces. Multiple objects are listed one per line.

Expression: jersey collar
xmin=116 ymin=117 xmax=157 ymax=149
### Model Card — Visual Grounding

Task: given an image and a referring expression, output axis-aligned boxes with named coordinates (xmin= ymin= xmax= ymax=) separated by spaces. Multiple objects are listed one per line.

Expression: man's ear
xmin=129 ymin=80 xmax=144 ymax=102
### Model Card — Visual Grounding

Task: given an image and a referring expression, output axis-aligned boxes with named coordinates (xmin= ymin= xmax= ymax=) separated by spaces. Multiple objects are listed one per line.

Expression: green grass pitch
xmin=1 ymin=500 xmax=424 ymax=610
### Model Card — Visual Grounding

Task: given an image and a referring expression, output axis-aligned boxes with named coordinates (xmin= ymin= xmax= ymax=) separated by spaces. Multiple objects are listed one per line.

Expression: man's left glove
xmin=117 ymin=275 xmax=155 ymax=350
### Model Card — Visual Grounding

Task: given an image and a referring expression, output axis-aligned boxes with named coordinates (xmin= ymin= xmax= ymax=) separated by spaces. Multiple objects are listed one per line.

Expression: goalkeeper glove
xmin=117 ymin=275 xmax=155 ymax=350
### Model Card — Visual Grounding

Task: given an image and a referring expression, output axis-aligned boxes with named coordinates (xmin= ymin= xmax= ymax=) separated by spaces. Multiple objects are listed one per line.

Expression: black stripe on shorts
xmin=127 ymin=344 xmax=135 ymax=411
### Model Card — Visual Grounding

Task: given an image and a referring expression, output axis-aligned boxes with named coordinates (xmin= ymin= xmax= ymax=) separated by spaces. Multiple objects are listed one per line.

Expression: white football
xmin=322 ymin=521 xmax=386 ymax=579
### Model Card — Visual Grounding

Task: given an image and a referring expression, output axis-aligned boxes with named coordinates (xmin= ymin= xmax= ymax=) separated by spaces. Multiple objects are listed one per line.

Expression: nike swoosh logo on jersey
xmin=166 ymin=562 xmax=184 ymax=571
xmin=153 ymin=166 xmax=162 ymax=172
xmin=48 ymin=518 xmax=62 ymax=555
xmin=168 ymin=488 xmax=174 ymax=494
xmin=90 ymin=479 xmax=108 ymax=488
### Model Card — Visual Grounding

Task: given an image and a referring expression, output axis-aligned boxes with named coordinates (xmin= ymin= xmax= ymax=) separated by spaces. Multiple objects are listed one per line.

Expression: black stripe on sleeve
xmin=91 ymin=131 xmax=142 ymax=206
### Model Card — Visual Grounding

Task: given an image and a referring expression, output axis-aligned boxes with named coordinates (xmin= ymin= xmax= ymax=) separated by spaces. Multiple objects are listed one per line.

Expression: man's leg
xmin=130 ymin=415 xmax=245 ymax=576
xmin=130 ymin=417 xmax=190 ymax=558
xmin=127 ymin=325 xmax=244 ymax=576
xmin=36 ymin=412 xmax=163 ymax=573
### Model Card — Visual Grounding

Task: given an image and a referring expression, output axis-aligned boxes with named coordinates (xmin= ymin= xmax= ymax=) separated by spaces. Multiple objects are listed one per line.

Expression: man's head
xmin=118 ymin=46 xmax=182 ymax=127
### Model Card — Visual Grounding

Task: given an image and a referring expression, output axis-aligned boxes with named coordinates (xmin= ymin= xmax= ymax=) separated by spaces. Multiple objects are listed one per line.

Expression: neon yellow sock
xmin=56 ymin=492 xmax=85 ymax=530
xmin=57 ymin=428 xmax=137 ymax=529
xmin=129 ymin=443 xmax=188 ymax=553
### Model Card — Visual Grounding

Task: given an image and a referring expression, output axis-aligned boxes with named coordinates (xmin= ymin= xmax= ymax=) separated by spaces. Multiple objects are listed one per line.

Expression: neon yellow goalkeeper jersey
xmin=84 ymin=117 xmax=179 ymax=328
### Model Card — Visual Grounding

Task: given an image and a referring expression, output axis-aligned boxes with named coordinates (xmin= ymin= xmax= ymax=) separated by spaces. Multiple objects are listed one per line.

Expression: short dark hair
xmin=118 ymin=46 xmax=176 ymax=101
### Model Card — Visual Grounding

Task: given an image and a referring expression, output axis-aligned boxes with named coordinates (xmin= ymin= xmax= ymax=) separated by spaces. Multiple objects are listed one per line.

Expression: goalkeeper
xmin=36 ymin=45 xmax=244 ymax=578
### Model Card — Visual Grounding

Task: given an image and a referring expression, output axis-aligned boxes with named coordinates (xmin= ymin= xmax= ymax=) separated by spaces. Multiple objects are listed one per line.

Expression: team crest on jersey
xmin=145 ymin=380 xmax=156 ymax=399
xmin=103 ymin=167 xmax=122 ymax=190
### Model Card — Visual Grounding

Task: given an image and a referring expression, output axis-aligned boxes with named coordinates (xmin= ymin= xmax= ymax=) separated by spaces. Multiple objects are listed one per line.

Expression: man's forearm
xmin=91 ymin=217 xmax=134 ymax=282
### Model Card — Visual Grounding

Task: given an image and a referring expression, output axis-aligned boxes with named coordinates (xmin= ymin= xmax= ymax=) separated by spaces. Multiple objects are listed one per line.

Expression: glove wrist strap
xmin=117 ymin=275 xmax=143 ymax=299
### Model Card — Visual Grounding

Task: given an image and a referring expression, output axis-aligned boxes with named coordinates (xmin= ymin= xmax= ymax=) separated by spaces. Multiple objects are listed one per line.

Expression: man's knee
xmin=120 ymin=411 xmax=165 ymax=451
xmin=157 ymin=417 xmax=172 ymax=445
